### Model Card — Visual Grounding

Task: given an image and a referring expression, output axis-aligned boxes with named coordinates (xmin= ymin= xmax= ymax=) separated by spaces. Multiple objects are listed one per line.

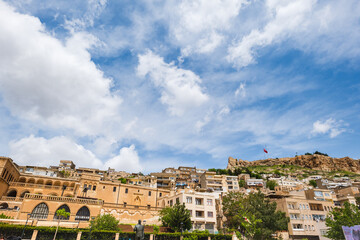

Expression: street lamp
xmin=21 ymin=213 xmax=31 ymax=239
xmin=180 ymin=222 xmax=183 ymax=237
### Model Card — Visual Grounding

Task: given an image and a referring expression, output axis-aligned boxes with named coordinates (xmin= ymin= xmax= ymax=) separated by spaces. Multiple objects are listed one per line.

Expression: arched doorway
xmin=54 ymin=204 xmax=70 ymax=220
xmin=36 ymin=179 xmax=44 ymax=185
xmin=75 ymin=206 xmax=90 ymax=221
xmin=0 ymin=203 xmax=8 ymax=209
xmin=6 ymin=190 xmax=17 ymax=197
xmin=30 ymin=202 xmax=49 ymax=219
xmin=28 ymin=178 xmax=35 ymax=184
xmin=20 ymin=190 xmax=30 ymax=198
xmin=18 ymin=177 xmax=26 ymax=183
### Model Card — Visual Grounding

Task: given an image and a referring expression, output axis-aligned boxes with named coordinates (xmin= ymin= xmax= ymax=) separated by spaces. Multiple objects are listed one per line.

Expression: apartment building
xmin=223 ymin=176 xmax=239 ymax=191
xmin=200 ymin=172 xmax=224 ymax=192
xmin=272 ymin=189 xmax=335 ymax=240
xmin=158 ymin=190 xmax=218 ymax=233
xmin=245 ymin=178 xmax=264 ymax=188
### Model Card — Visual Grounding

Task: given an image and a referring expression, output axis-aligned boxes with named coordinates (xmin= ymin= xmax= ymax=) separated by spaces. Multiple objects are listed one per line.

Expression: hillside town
xmin=1 ymin=154 xmax=360 ymax=240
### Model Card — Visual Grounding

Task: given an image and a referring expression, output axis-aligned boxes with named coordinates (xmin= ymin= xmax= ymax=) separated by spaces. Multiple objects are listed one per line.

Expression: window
xmin=124 ymin=202 xmax=127 ymax=207
xmin=75 ymin=206 xmax=90 ymax=221
xmin=93 ymin=186 xmax=96 ymax=191
xmin=312 ymin=225 xmax=315 ymax=231
xmin=320 ymin=229 xmax=328 ymax=236
xmin=113 ymin=187 xmax=116 ymax=192
xmin=84 ymin=184 xmax=87 ymax=189
xmin=305 ymin=225 xmax=308 ymax=231
xmin=208 ymin=211 xmax=213 ymax=218
xmin=170 ymin=200 xmax=173 ymax=207
xmin=148 ymin=191 xmax=151 ymax=196
xmin=207 ymin=199 xmax=213 ymax=206
xmin=125 ymin=188 xmax=128 ymax=193
xmin=176 ymin=198 xmax=180 ymax=204
xmin=195 ymin=198 xmax=203 ymax=205
xmin=189 ymin=210 xmax=192 ymax=217
xmin=54 ymin=204 xmax=70 ymax=220
xmin=292 ymin=224 xmax=303 ymax=230
xmin=195 ymin=211 xmax=204 ymax=218
xmin=186 ymin=197 xmax=192 ymax=203
xmin=159 ymin=193 xmax=162 ymax=197
xmin=88 ymin=185 xmax=92 ymax=190
xmin=31 ymin=203 xmax=49 ymax=219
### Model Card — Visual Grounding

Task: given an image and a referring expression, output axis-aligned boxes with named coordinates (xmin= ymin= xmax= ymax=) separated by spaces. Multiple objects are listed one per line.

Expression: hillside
xmin=227 ymin=154 xmax=360 ymax=177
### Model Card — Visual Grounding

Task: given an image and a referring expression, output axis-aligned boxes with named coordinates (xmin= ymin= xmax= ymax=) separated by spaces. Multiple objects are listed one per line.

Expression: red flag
xmin=264 ymin=148 xmax=268 ymax=154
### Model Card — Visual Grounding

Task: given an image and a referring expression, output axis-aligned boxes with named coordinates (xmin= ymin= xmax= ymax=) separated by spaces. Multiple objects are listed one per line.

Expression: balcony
xmin=10 ymin=182 xmax=74 ymax=191
xmin=0 ymin=197 xmax=23 ymax=202
xmin=24 ymin=194 xmax=103 ymax=205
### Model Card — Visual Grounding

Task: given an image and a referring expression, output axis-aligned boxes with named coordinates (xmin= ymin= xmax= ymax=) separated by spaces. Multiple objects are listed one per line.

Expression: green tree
xmin=266 ymin=180 xmax=278 ymax=190
xmin=325 ymin=202 xmax=360 ymax=240
xmin=90 ymin=214 xmax=120 ymax=231
xmin=309 ymin=180 xmax=317 ymax=188
xmin=53 ymin=208 xmax=70 ymax=240
xmin=223 ymin=191 xmax=288 ymax=240
xmin=118 ymin=177 xmax=127 ymax=184
xmin=239 ymin=180 xmax=246 ymax=188
xmin=159 ymin=202 xmax=192 ymax=232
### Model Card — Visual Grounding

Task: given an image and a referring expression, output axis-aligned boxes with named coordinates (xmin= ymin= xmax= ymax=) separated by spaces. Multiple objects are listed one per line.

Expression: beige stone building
xmin=158 ymin=190 xmax=218 ymax=233
xmin=0 ymin=157 xmax=170 ymax=227
xmin=271 ymin=189 xmax=335 ymax=240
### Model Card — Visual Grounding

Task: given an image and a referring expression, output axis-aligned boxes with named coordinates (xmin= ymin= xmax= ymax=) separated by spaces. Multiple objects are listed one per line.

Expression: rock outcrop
xmin=227 ymin=155 xmax=360 ymax=173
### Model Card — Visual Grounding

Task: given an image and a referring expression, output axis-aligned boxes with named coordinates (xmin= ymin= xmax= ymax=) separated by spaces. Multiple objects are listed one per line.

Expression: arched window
xmin=54 ymin=204 xmax=70 ymax=220
xmin=20 ymin=190 xmax=30 ymax=198
xmin=0 ymin=203 xmax=8 ymax=209
xmin=6 ymin=190 xmax=17 ymax=197
xmin=19 ymin=177 xmax=26 ymax=183
xmin=75 ymin=206 xmax=90 ymax=221
xmin=30 ymin=203 xmax=49 ymax=219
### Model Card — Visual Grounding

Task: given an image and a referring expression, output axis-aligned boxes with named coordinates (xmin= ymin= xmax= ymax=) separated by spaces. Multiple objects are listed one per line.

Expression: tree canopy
xmin=325 ymin=202 xmax=360 ymax=240
xmin=90 ymin=214 xmax=120 ymax=231
xmin=266 ymin=180 xmax=278 ymax=190
xmin=159 ymin=202 xmax=192 ymax=232
xmin=222 ymin=191 xmax=288 ymax=240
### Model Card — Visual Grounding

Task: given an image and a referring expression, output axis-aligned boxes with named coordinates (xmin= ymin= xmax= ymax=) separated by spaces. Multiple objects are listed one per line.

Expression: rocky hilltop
xmin=227 ymin=154 xmax=360 ymax=173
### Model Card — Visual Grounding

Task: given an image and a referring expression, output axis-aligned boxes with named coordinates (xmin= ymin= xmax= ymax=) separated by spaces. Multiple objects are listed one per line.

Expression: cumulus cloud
xmin=227 ymin=0 xmax=316 ymax=68
xmin=137 ymin=50 xmax=209 ymax=116
xmin=9 ymin=135 xmax=142 ymax=172
xmin=9 ymin=135 xmax=103 ymax=168
xmin=0 ymin=1 xmax=121 ymax=136
xmin=312 ymin=118 xmax=346 ymax=138
xmin=104 ymin=145 xmax=141 ymax=173
xmin=166 ymin=0 xmax=247 ymax=56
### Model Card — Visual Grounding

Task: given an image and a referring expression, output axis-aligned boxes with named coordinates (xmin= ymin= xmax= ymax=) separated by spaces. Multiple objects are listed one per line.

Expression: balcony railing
xmin=24 ymin=194 xmax=103 ymax=205
xmin=103 ymin=202 xmax=161 ymax=211
xmin=0 ymin=196 xmax=23 ymax=202
xmin=10 ymin=182 xmax=74 ymax=191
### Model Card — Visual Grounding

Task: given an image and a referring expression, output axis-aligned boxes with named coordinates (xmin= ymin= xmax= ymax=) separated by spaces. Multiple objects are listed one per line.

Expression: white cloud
xmin=9 ymin=135 xmax=103 ymax=168
xmin=235 ymin=83 xmax=246 ymax=97
xmin=9 ymin=135 xmax=142 ymax=172
xmin=312 ymin=118 xmax=346 ymax=138
xmin=168 ymin=0 xmax=247 ymax=56
xmin=64 ymin=0 xmax=107 ymax=32
xmin=104 ymin=145 xmax=142 ymax=173
xmin=137 ymin=50 xmax=209 ymax=116
xmin=228 ymin=0 xmax=316 ymax=68
xmin=0 ymin=1 xmax=121 ymax=136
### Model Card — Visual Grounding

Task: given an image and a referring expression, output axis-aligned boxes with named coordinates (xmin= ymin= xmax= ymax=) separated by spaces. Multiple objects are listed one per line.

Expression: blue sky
xmin=0 ymin=0 xmax=359 ymax=173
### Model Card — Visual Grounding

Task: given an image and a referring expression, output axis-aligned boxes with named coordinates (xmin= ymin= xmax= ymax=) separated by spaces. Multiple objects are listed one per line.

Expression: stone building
xmin=158 ymin=190 xmax=218 ymax=233
xmin=0 ymin=157 xmax=170 ymax=227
